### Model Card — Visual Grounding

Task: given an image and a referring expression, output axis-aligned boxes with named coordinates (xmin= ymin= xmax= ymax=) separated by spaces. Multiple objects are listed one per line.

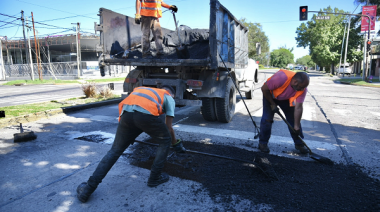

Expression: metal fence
xmin=4 ymin=62 xmax=77 ymax=79
xmin=3 ymin=62 xmax=130 ymax=80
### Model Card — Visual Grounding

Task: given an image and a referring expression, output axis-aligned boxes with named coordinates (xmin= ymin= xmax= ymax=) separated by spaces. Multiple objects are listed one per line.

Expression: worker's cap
xmin=161 ymin=85 xmax=175 ymax=96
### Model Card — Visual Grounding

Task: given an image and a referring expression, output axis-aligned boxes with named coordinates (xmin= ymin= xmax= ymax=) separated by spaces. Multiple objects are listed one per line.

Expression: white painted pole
xmin=0 ymin=39 xmax=6 ymax=80
xmin=339 ymin=23 xmax=347 ymax=76
xmin=343 ymin=16 xmax=351 ymax=78
xmin=26 ymin=17 xmax=34 ymax=80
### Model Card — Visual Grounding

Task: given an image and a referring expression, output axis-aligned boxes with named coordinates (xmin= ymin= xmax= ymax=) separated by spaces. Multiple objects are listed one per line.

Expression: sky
xmin=0 ymin=0 xmax=376 ymax=60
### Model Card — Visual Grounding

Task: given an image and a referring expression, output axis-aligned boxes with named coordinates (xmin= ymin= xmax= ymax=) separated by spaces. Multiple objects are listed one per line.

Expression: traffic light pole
xmin=308 ymin=11 xmax=371 ymax=81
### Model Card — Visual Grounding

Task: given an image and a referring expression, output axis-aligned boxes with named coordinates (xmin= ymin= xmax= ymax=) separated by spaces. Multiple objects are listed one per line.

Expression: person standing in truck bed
xmin=135 ymin=0 xmax=178 ymax=58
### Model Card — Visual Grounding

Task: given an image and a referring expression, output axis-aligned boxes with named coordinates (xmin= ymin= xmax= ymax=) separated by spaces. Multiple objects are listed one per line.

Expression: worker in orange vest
xmin=258 ymin=69 xmax=310 ymax=154
xmin=77 ymin=85 xmax=185 ymax=203
xmin=135 ymin=0 xmax=178 ymax=58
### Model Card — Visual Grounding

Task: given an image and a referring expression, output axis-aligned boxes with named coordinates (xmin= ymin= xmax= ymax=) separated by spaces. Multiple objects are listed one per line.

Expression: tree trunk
xmin=331 ymin=63 xmax=335 ymax=75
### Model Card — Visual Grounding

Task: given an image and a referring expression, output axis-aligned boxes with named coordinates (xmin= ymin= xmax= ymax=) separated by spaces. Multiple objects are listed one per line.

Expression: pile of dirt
xmin=124 ymin=140 xmax=380 ymax=212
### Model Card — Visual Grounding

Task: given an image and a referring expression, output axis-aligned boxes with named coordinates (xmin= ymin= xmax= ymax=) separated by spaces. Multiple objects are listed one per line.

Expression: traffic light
xmin=300 ymin=6 xmax=308 ymax=21
xmin=367 ymin=40 xmax=372 ymax=53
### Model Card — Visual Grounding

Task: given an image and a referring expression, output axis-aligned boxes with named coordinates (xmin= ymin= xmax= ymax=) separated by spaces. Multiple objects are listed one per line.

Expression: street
xmin=0 ymin=69 xmax=379 ymax=211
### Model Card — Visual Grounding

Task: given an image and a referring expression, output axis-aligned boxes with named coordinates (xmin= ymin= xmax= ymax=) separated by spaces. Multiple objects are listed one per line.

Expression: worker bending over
xmin=259 ymin=69 xmax=310 ymax=154
xmin=77 ymin=85 xmax=186 ymax=203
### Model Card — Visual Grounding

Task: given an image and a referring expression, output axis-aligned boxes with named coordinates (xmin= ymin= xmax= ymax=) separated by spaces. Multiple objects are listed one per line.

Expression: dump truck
xmin=95 ymin=0 xmax=259 ymax=123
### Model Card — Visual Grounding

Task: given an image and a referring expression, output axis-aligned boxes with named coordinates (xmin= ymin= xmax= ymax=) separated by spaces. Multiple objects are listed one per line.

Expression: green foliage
xmin=296 ymin=55 xmax=315 ymax=67
xmin=240 ymin=18 xmax=270 ymax=65
xmin=259 ymin=64 xmax=264 ymax=68
xmin=270 ymin=48 xmax=294 ymax=68
xmin=295 ymin=6 xmax=363 ymax=72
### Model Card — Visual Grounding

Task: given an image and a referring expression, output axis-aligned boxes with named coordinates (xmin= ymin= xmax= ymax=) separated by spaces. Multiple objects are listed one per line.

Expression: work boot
xmin=172 ymin=139 xmax=186 ymax=153
xmin=147 ymin=172 xmax=169 ymax=187
xmin=258 ymin=143 xmax=270 ymax=153
xmin=77 ymin=182 xmax=96 ymax=203
xmin=295 ymin=144 xmax=309 ymax=154
xmin=142 ymin=52 xmax=153 ymax=59
xmin=156 ymin=51 xmax=165 ymax=58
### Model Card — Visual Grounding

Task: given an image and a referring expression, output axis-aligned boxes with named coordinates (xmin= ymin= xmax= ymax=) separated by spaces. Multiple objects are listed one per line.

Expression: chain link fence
xmin=3 ymin=62 xmax=130 ymax=80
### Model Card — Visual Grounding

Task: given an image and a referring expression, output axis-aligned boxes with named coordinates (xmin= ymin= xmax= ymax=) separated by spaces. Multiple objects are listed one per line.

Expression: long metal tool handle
xmin=275 ymin=111 xmax=313 ymax=154
xmin=172 ymin=12 xmax=183 ymax=46
xmin=218 ymin=54 xmax=260 ymax=138
xmin=133 ymin=139 xmax=271 ymax=178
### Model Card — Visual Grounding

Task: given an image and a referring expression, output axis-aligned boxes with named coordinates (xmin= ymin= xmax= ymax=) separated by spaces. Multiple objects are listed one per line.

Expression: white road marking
xmin=332 ymin=109 xmax=352 ymax=117
xmin=173 ymin=124 xmax=336 ymax=150
xmin=370 ymin=111 xmax=380 ymax=119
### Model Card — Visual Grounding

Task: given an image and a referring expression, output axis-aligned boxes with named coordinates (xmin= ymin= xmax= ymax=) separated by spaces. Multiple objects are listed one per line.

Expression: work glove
xmin=135 ymin=14 xmax=141 ymax=24
xmin=170 ymin=5 xmax=178 ymax=13
xmin=172 ymin=139 xmax=186 ymax=153
xmin=270 ymin=104 xmax=279 ymax=114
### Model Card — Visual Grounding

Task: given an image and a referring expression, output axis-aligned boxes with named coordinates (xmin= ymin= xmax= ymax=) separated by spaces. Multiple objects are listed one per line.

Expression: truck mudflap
xmin=196 ymin=70 xmax=229 ymax=98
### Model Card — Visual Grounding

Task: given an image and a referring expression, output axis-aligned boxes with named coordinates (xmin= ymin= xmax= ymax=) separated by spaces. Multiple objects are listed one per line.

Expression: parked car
xmin=337 ymin=64 xmax=352 ymax=75
xmin=294 ymin=66 xmax=303 ymax=70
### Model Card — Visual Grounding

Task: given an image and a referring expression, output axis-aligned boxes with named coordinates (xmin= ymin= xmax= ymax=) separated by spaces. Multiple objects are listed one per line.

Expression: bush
xmin=81 ymin=82 xmax=98 ymax=98
xmin=98 ymin=85 xmax=114 ymax=98
xmin=259 ymin=64 xmax=264 ymax=68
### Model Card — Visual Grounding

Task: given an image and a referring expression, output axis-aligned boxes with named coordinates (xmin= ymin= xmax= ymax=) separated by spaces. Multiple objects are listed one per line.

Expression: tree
xmin=240 ymin=18 xmax=270 ymax=65
xmin=270 ymin=48 xmax=294 ymax=68
xmin=296 ymin=55 xmax=315 ymax=67
xmin=295 ymin=7 xmax=363 ymax=73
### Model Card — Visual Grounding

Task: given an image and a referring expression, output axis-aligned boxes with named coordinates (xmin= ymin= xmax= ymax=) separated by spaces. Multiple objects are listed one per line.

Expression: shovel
xmin=276 ymin=111 xmax=334 ymax=165
xmin=172 ymin=12 xmax=190 ymax=59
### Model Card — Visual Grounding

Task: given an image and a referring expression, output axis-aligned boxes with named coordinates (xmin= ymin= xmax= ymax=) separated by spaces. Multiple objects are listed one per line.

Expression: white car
xmin=337 ymin=64 xmax=352 ymax=75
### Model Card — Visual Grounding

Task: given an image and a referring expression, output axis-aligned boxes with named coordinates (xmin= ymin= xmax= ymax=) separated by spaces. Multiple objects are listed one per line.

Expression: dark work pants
xmin=141 ymin=16 xmax=164 ymax=56
xmin=87 ymin=111 xmax=171 ymax=188
xmin=259 ymin=97 xmax=304 ymax=145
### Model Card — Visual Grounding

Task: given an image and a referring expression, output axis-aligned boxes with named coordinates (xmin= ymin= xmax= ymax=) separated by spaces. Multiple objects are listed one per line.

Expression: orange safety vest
xmin=267 ymin=69 xmax=305 ymax=107
xmin=118 ymin=87 xmax=171 ymax=119
xmin=140 ymin=0 xmax=166 ymax=18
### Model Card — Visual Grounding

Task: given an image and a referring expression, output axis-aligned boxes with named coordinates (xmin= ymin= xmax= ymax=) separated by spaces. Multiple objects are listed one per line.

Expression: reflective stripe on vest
xmin=118 ymin=87 xmax=170 ymax=120
xmin=267 ymin=69 xmax=305 ymax=107
xmin=141 ymin=0 xmax=162 ymax=18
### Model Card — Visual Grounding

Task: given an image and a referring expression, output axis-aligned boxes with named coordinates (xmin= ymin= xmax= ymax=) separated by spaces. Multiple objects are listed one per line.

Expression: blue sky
xmin=0 ymin=0 xmax=375 ymax=60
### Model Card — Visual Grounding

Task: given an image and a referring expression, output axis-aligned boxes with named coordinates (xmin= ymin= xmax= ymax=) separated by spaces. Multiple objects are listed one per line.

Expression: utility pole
xmin=21 ymin=10 xmax=32 ymax=80
xmin=72 ymin=22 xmax=81 ymax=78
xmin=31 ymin=12 xmax=41 ymax=80
xmin=36 ymin=29 xmax=42 ymax=80
xmin=0 ymin=38 xmax=6 ymax=80
xmin=363 ymin=34 xmax=367 ymax=80
xmin=343 ymin=16 xmax=352 ymax=78
xmin=339 ymin=23 xmax=347 ymax=76
xmin=26 ymin=17 xmax=34 ymax=80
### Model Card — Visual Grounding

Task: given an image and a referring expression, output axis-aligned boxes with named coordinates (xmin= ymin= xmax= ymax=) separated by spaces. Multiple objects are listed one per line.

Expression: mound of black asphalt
xmin=125 ymin=141 xmax=380 ymax=212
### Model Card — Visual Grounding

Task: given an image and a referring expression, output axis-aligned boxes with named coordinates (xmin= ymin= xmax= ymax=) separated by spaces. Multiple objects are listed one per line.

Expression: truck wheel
xmin=216 ymin=78 xmax=236 ymax=123
xmin=245 ymin=82 xmax=255 ymax=99
xmin=201 ymin=98 xmax=217 ymax=121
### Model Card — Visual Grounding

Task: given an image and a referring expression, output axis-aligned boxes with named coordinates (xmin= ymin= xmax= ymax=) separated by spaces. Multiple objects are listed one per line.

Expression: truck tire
xmin=201 ymin=98 xmax=217 ymax=121
xmin=216 ymin=78 xmax=236 ymax=123
xmin=245 ymin=82 xmax=255 ymax=99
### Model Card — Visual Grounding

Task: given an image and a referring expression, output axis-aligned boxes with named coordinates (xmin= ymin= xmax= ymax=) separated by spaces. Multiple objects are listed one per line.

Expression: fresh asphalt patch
xmin=122 ymin=140 xmax=380 ymax=212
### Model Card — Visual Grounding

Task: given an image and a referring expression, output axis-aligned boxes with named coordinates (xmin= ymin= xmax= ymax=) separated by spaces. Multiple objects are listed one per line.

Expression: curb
xmin=0 ymin=98 xmax=122 ymax=129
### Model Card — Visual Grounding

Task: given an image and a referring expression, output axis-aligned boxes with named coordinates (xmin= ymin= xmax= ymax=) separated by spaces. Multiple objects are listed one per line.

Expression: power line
xmin=15 ymin=0 xmax=98 ymax=20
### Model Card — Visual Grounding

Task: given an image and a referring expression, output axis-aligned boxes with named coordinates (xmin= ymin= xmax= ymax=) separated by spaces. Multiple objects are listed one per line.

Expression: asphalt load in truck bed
xmin=125 ymin=28 xmax=210 ymax=59
xmin=124 ymin=140 xmax=380 ymax=212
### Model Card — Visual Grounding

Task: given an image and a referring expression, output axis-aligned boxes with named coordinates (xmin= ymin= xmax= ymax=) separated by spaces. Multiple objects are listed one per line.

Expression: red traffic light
xmin=302 ymin=8 xmax=306 ymax=12
xmin=367 ymin=41 xmax=372 ymax=45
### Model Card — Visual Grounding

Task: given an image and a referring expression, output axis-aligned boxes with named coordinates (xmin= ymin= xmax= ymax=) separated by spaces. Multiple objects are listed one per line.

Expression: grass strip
xmin=0 ymin=95 xmax=121 ymax=119
xmin=336 ymin=78 xmax=380 ymax=87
